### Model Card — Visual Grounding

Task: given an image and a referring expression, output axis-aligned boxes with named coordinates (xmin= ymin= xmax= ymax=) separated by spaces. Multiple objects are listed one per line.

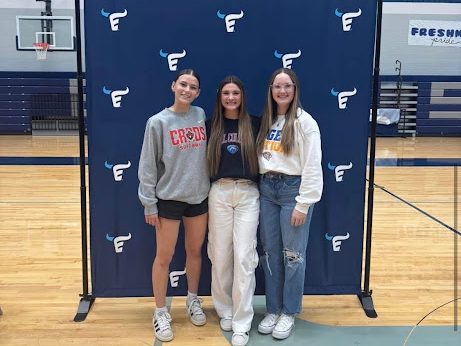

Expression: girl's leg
xmin=280 ymin=204 xmax=313 ymax=314
xmin=183 ymin=213 xmax=208 ymax=293
xmin=259 ymin=176 xmax=284 ymax=315
xmin=232 ymin=182 xmax=259 ymax=333
xmin=208 ymin=182 xmax=235 ymax=321
xmin=183 ymin=213 xmax=208 ymax=326
xmin=152 ymin=217 xmax=181 ymax=308
xmin=278 ymin=176 xmax=313 ymax=314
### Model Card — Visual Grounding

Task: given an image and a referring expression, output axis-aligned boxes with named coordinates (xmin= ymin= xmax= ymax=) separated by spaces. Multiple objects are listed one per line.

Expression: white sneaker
xmin=186 ymin=296 xmax=207 ymax=326
xmin=232 ymin=332 xmax=249 ymax=346
xmin=152 ymin=311 xmax=173 ymax=342
xmin=220 ymin=317 xmax=232 ymax=332
xmin=257 ymin=313 xmax=280 ymax=334
xmin=272 ymin=314 xmax=295 ymax=340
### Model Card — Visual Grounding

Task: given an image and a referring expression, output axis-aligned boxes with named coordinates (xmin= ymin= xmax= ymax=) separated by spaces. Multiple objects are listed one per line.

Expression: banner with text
xmin=408 ymin=20 xmax=461 ymax=47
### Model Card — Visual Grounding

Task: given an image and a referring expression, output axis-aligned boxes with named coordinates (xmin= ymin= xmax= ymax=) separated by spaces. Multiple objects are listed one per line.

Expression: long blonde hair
xmin=257 ymin=68 xmax=302 ymax=155
xmin=207 ymin=76 xmax=258 ymax=176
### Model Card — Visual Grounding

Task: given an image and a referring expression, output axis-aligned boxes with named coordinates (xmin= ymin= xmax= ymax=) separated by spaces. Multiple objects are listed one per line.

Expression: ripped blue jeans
xmin=259 ymin=174 xmax=314 ymax=315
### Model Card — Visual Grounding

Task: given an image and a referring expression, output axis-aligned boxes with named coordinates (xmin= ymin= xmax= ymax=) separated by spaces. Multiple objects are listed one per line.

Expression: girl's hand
xmin=291 ymin=209 xmax=306 ymax=227
xmin=145 ymin=214 xmax=160 ymax=228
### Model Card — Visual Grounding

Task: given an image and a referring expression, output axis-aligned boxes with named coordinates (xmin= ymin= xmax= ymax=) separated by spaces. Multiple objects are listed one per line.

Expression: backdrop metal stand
xmin=358 ymin=0 xmax=382 ymax=318
xmin=73 ymin=0 xmax=381 ymax=320
xmin=73 ymin=0 xmax=95 ymax=322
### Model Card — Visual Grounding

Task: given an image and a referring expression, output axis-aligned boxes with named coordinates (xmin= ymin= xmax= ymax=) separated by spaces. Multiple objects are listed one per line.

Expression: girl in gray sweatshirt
xmin=138 ymin=69 xmax=210 ymax=343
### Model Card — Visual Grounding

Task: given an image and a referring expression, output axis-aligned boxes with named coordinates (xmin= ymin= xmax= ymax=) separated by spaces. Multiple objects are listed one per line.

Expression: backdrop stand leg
xmin=73 ymin=0 xmax=93 ymax=323
xmin=360 ymin=0 xmax=383 ymax=320
xmin=74 ymin=295 xmax=95 ymax=322
xmin=358 ymin=291 xmax=377 ymax=318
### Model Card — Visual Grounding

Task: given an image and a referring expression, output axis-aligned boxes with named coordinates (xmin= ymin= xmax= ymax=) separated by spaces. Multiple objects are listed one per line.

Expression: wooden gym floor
xmin=0 ymin=135 xmax=460 ymax=345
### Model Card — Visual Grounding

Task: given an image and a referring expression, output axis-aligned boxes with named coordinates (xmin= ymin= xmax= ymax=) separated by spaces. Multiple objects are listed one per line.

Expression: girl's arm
xmin=295 ymin=123 xmax=323 ymax=214
xmin=138 ymin=118 xmax=161 ymax=216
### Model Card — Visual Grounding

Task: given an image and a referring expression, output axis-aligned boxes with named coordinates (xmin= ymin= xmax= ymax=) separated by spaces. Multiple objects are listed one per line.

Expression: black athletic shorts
xmin=157 ymin=198 xmax=208 ymax=220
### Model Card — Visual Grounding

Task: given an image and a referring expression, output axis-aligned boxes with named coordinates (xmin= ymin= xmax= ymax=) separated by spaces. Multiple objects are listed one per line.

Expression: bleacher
xmin=378 ymin=81 xmax=418 ymax=136
xmin=0 ymin=78 xmax=83 ymax=134
xmin=416 ymin=82 xmax=461 ymax=135
xmin=377 ymin=77 xmax=461 ymax=137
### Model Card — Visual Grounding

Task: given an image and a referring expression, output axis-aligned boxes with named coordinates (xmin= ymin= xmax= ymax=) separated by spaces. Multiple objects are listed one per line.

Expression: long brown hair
xmin=257 ymin=68 xmax=302 ymax=155
xmin=207 ymin=76 xmax=258 ymax=176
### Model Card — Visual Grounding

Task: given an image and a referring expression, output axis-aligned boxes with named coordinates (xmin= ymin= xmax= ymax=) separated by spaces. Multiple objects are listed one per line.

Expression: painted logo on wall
xmin=328 ymin=162 xmax=353 ymax=182
xmin=330 ymin=88 xmax=357 ymax=109
xmin=102 ymin=86 xmax=130 ymax=108
xmin=335 ymin=8 xmax=362 ymax=32
xmin=274 ymin=50 xmax=302 ymax=69
xmin=100 ymin=9 xmax=128 ymax=31
xmin=106 ymin=233 xmax=132 ymax=253
xmin=105 ymin=161 xmax=131 ymax=181
xmin=159 ymin=49 xmax=187 ymax=71
xmin=325 ymin=232 xmax=350 ymax=252
xmin=217 ymin=10 xmax=244 ymax=32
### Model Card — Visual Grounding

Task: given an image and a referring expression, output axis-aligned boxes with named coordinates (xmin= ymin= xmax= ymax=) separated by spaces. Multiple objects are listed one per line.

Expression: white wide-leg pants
xmin=208 ymin=179 xmax=259 ymax=333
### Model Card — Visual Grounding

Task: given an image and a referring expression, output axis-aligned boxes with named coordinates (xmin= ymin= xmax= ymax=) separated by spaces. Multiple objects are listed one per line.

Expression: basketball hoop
xmin=33 ymin=42 xmax=49 ymax=60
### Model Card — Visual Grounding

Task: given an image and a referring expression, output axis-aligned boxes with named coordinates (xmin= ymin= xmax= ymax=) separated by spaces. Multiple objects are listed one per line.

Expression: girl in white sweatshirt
xmin=256 ymin=68 xmax=323 ymax=340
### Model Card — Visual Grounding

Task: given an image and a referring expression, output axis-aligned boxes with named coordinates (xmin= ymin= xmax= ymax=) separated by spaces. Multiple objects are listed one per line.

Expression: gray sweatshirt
xmin=138 ymin=106 xmax=210 ymax=215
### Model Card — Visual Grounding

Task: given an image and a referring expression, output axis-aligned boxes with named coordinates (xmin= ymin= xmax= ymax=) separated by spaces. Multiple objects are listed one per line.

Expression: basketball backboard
xmin=16 ymin=15 xmax=75 ymax=51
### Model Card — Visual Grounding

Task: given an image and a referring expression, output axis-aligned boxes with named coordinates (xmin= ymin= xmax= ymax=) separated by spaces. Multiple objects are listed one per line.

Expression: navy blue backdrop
xmin=85 ymin=0 xmax=377 ymax=297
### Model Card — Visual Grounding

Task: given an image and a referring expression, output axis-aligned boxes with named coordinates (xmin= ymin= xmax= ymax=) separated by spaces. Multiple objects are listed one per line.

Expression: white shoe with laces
xmin=232 ymin=332 xmax=250 ymax=346
xmin=272 ymin=313 xmax=295 ymax=340
xmin=257 ymin=313 xmax=280 ymax=334
xmin=186 ymin=296 xmax=207 ymax=326
xmin=220 ymin=317 xmax=232 ymax=332
xmin=232 ymin=332 xmax=249 ymax=346
xmin=152 ymin=311 xmax=173 ymax=342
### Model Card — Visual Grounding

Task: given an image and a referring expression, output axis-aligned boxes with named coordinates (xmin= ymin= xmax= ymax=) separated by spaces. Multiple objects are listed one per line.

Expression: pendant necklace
xmin=276 ymin=115 xmax=284 ymax=127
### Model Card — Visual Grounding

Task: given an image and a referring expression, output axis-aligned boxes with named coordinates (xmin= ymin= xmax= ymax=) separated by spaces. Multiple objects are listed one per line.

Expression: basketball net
xmin=33 ymin=42 xmax=50 ymax=60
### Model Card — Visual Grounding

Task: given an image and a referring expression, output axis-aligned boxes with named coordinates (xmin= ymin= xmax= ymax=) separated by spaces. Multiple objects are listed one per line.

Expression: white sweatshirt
xmin=258 ymin=108 xmax=323 ymax=214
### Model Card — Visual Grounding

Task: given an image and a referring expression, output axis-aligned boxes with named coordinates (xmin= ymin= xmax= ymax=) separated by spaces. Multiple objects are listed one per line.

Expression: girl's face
xmin=271 ymin=73 xmax=295 ymax=112
xmin=220 ymin=83 xmax=242 ymax=116
xmin=171 ymin=74 xmax=200 ymax=106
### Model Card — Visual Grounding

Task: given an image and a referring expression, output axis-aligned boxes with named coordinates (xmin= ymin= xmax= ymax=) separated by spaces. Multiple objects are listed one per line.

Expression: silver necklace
xmin=276 ymin=116 xmax=284 ymax=127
